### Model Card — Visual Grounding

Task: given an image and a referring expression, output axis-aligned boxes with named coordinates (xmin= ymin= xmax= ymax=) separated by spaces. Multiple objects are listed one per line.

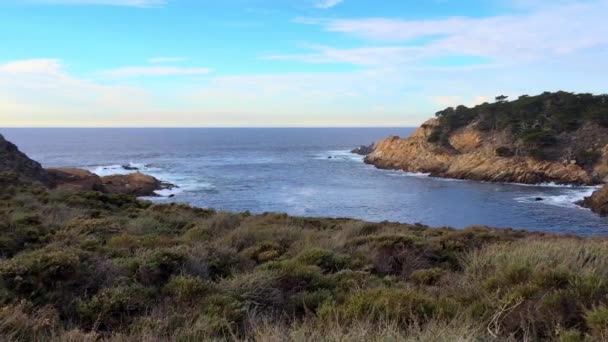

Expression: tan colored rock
xmin=47 ymin=168 xmax=172 ymax=196
xmin=365 ymin=118 xmax=594 ymax=185
xmin=578 ymin=185 xmax=608 ymax=216
xmin=101 ymin=173 xmax=164 ymax=197
xmin=47 ymin=168 xmax=105 ymax=192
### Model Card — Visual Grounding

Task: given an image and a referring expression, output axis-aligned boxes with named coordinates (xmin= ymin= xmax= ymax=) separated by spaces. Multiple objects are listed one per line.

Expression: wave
xmin=314 ymin=150 xmax=364 ymax=162
xmin=86 ymin=162 xmax=215 ymax=198
xmin=514 ymin=187 xmax=596 ymax=209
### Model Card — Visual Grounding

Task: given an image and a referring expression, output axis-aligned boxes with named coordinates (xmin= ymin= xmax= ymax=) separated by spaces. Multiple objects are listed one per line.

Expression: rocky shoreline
xmin=358 ymin=120 xmax=608 ymax=216
xmin=0 ymin=134 xmax=174 ymax=197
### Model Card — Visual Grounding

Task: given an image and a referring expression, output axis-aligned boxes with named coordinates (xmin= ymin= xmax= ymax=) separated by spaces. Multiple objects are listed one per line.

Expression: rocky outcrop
xmin=48 ymin=168 xmax=174 ymax=197
xmin=0 ymin=134 xmax=51 ymax=185
xmin=365 ymin=119 xmax=600 ymax=185
xmin=351 ymin=143 xmax=376 ymax=156
xmin=47 ymin=168 xmax=105 ymax=192
xmin=578 ymin=185 xmax=608 ymax=216
xmin=0 ymin=134 xmax=173 ymax=196
xmin=102 ymin=173 xmax=174 ymax=197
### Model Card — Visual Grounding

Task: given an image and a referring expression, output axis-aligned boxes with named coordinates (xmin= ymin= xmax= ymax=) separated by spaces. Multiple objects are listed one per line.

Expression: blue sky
xmin=1 ymin=0 xmax=607 ymax=127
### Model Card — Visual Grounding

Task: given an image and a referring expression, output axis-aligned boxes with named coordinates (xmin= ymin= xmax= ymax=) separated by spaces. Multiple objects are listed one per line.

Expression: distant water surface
xmin=3 ymin=128 xmax=608 ymax=236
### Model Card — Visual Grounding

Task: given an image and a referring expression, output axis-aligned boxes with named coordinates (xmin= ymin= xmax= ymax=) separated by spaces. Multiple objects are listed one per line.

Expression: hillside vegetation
xmin=431 ymin=91 xmax=608 ymax=162
xmin=1 ymin=181 xmax=608 ymax=341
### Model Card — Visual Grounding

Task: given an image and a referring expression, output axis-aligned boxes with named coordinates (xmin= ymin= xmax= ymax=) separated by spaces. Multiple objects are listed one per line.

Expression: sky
xmin=1 ymin=0 xmax=607 ymax=127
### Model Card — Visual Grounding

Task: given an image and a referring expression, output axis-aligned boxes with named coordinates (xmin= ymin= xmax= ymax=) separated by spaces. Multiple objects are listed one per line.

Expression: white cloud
xmin=148 ymin=57 xmax=188 ymax=64
xmin=26 ymin=0 xmax=165 ymax=7
xmin=314 ymin=0 xmax=343 ymax=9
xmin=291 ymin=0 xmax=608 ymax=66
xmin=100 ymin=66 xmax=212 ymax=78
xmin=0 ymin=59 xmax=152 ymax=126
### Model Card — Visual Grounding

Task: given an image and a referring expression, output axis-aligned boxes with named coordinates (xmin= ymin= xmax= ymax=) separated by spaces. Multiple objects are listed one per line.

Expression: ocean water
xmin=3 ymin=127 xmax=608 ymax=236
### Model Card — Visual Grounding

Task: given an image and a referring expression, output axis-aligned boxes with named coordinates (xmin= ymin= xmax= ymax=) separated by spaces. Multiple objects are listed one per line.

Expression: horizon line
xmin=0 ymin=126 xmax=416 ymax=129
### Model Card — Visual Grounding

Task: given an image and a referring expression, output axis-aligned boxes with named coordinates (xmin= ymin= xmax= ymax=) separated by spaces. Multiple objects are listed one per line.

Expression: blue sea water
xmin=2 ymin=127 xmax=608 ymax=236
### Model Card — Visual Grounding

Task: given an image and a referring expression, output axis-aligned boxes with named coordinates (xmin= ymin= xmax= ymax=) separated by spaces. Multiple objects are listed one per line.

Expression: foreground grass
xmin=0 ymin=184 xmax=607 ymax=341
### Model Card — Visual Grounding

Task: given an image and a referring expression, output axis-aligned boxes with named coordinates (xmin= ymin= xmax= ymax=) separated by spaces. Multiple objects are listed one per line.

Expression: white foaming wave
xmin=514 ymin=187 xmax=597 ymax=209
xmin=315 ymin=150 xmax=365 ymax=162
xmin=86 ymin=162 xmax=214 ymax=198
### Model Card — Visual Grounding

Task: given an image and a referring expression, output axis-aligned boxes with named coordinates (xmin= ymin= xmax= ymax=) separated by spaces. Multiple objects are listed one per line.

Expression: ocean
xmin=3 ymin=127 xmax=608 ymax=236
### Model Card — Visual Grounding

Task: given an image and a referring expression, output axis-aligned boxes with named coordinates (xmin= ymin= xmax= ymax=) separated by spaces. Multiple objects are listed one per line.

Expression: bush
xmin=136 ymin=248 xmax=188 ymax=285
xmin=410 ymin=268 xmax=445 ymax=286
xmin=495 ymin=146 xmax=515 ymax=157
xmin=335 ymin=288 xmax=436 ymax=324
xmin=586 ymin=306 xmax=608 ymax=340
xmin=164 ymin=275 xmax=210 ymax=303
xmin=0 ymin=247 xmax=90 ymax=304
xmin=77 ymin=284 xmax=154 ymax=331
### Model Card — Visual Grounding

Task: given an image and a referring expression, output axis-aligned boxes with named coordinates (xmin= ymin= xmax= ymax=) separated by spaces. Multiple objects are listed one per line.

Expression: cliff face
xmin=0 ymin=134 xmax=51 ymax=185
xmin=365 ymin=118 xmax=605 ymax=185
xmin=0 ymin=134 xmax=171 ymax=196
xmin=578 ymin=185 xmax=608 ymax=216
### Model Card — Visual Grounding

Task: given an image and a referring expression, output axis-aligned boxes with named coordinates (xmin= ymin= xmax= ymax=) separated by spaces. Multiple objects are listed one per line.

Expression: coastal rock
xmin=351 ymin=143 xmax=376 ymax=156
xmin=47 ymin=168 xmax=105 ymax=192
xmin=365 ymin=119 xmax=598 ymax=185
xmin=578 ymin=185 xmax=608 ymax=216
xmin=0 ymin=134 xmax=51 ymax=185
xmin=48 ymin=168 xmax=173 ymax=197
xmin=101 ymin=173 xmax=168 ymax=197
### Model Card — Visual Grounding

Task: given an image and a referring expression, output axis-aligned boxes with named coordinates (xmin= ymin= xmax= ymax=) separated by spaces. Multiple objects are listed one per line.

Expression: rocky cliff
xmin=578 ymin=185 xmax=608 ymax=216
xmin=365 ymin=92 xmax=608 ymax=185
xmin=0 ymin=134 xmax=171 ymax=196
xmin=0 ymin=134 xmax=51 ymax=185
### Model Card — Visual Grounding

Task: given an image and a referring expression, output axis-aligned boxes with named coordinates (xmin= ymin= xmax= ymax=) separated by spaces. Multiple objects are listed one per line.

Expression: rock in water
xmin=578 ymin=185 xmax=608 ymax=216
xmin=101 ymin=173 xmax=168 ymax=197
xmin=49 ymin=168 xmax=175 ymax=196
xmin=351 ymin=143 xmax=376 ymax=156
xmin=0 ymin=134 xmax=51 ymax=185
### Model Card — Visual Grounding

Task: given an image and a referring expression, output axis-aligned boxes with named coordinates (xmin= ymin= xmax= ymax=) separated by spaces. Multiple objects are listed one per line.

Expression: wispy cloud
xmin=100 ymin=66 xmax=212 ymax=78
xmin=27 ymin=0 xmax=166 ymax=7
xmin=148 ymin=57 xmax=188 ymax=64
xmin=314 ymin=0 xmax=343 ymax=9
xmin=290 ymin=0 xmax=608 ymax=66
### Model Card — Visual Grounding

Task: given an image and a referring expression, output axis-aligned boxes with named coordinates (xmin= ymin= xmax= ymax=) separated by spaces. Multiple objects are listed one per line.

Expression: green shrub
xmin=0 ymin=247 xmax=90 ymax=303
xmin=164 ymin=275 xmax=210 ymax=303
xmin=336 ymin=288 xmax=436 ymax=324
xmin=586 ymin=306 xmax=608 ymax=340
xmin=410 ymin=268 xmax=445 ymax=286
xmin=295 ymin=248 xmax=348 ymax=272
xmin=136 ymin=248 xmax=188 ymax=285
xmin=77 ymin=284 xmax=154 ymax=331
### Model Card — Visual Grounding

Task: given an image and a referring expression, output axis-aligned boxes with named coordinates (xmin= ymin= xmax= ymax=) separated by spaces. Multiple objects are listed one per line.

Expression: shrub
xmin=295 ymin=248 xmax=349 ymax=273
xmin=586 ymin=306 xmax=608 ymax=340
xmin=495 ymin=146 xmax=515 ymax=157
xmin=410 ymin=268 xmax=445 ymax=286
xmin=136 ymin=248 xmax=188 ymax=285
xmin=335 ymin=288 xmax=436 ymax=324
xmin=0 ymin=247 xmax=90 ymax=304
xmin=164 ymin=275 xmax=210 ymax=303
xmin=77 ymin=284 xmax=154 ymax=331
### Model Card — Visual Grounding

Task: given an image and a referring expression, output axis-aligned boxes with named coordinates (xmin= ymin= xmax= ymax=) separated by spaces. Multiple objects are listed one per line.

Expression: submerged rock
xmin=121 ymin=164 xmax=139 ymax=171
xmin=578 ymin=185 xmax=608 ymax=216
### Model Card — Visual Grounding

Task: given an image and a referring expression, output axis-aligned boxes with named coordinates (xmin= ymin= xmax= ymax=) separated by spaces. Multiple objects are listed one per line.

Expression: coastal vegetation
xmin=431 ymin=91 xmax=608 ymax=162
xmin=365 ymin=91 xmax=608 ymax=186
xmin=1 ymin=180 xmax=608 ymax=341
